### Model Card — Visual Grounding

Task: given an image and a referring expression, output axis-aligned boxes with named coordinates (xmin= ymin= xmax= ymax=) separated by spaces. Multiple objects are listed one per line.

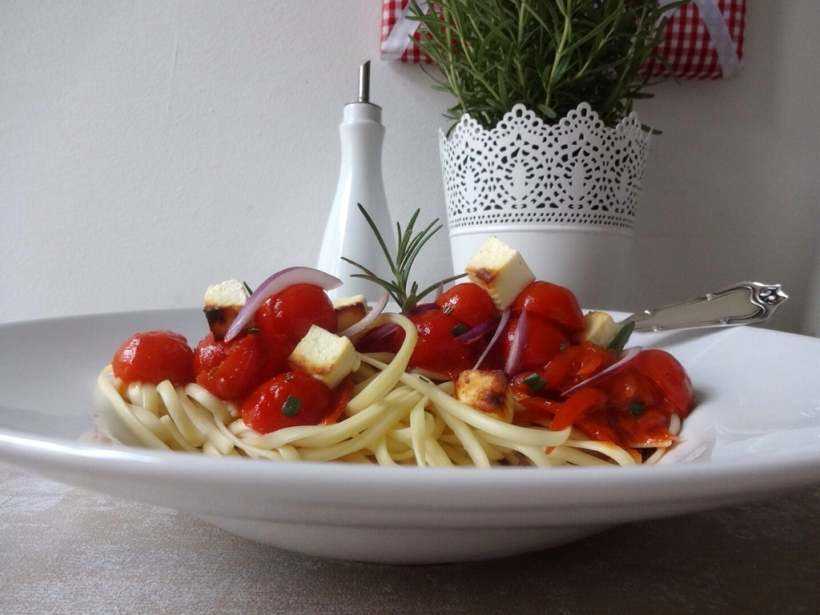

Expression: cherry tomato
xmin=633 ymin=349 xmax=694 ymax=416
xmin=112 ymin=330 xmax=193 ymax=386
xmin=512 ymin=281 xmax=584 ymax=333
xmin=501 ymin=313 xmax=567 ymax=374
xmin=436 ymin=283 xmax=499 ymax=327
xmin=575 ymin=411 xmax=621 ymax=444
xmin=512 ymin=396 xmax=559 ymax=427
xmin=256 ymin=283 xmax=336 ymax=354
xmin=241 ymin=371 xmax=332 ymax=434
xmin=193 ymin=333 xmax=227 ymax=373
xmin=195 ymin=334 xmax=265 ymax=400
xmin=542 ymin=342 xmax=615 ymax=392
xmin=408 ymin=310 xmax=475 ymax=378
xmin=613 ymin=407 xmax=673 ymax=447
xmin=602 ymin=369 xmax=660 ymax=412
xmin=550 ymin=387 xmax=608 ymax=431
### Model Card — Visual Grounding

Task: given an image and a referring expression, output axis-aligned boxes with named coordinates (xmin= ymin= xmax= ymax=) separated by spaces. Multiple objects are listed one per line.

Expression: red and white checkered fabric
xmin=643 ymin=0 xmax=746 ymax=79
xmin=380 ymin=0 xmax=431 ymax=63
xmin=380 ymin=0 xmax=745 ymax=79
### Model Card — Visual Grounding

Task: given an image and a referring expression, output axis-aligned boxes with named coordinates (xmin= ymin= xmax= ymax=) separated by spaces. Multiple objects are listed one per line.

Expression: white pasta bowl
xmin=0 ymin=309 xmax=819 ymax=564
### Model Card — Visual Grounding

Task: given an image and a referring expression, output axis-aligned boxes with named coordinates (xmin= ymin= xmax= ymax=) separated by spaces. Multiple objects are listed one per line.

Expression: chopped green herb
xmin=282 ymin=395 xmax=301 ymax=417
xmin=246 ymin=326 xmax=260 ymax=334
xmin=629 ymin=401 xmax=645 ymax=416
xmin=523 ymin=373 xmax=546 ymax=392
xmin=608 ymin=321 xmax=636 ymax=353
xmin=452 ymin=323 xmax=469 ymax=336
xmin=243 ymin=281 xmax=254 ymax=295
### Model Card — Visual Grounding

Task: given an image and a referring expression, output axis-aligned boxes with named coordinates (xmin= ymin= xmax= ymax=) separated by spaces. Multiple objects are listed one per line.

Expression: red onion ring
xmin=224 ymin=267 xmax=342 ymax=342
xmin=341 ymin=291 xmax=389 ymax=338
xmin=356 ymin=322 xmax=400 ymax=350
xmin=407 ymin=302 xmax=439 ymax=316
xmin=504 ymin=309 xmax=529 ymax=375
xmin=472 ymin=308 xmax=510 ymax=370
xmin=456 ymin=318 xmax=497 ymax=344
xmin=561 ymin=347 xmax=643 ymax=397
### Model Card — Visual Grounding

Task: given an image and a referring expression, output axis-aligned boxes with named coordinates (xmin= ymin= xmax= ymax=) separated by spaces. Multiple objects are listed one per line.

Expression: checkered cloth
xmin=643 ymin=0 xmax=746 ymax=79
xmin=380 ymin=0 xmax=745 ymax=79
xmin=380 ymin=0 xmax=431 ymax=63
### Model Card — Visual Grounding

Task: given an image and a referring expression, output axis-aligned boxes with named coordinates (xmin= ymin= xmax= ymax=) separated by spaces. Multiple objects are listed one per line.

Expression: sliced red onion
xmin=224 ymin=267 xmax=342 ymax=342
xmin=407 ymin=302 xmax=439 ymax=315
xmin=456 ymin=318 xmax=497 ymax=344
xmin=341 ymin=291 xmax=389 ymax=338
xmin=356 ymin=322 xmax=400 ymax=350
xmin=561 ymin=347 xmax=643 ymax=397
xmin=472 ymin=308 xmax=510 ymax=370
xmin=504 ymin=309 xmax=529 ymax=375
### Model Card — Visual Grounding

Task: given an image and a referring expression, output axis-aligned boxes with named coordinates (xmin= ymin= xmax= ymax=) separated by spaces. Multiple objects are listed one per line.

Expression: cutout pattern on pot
xmin=439 ymin=103 xmax=651 ymax=231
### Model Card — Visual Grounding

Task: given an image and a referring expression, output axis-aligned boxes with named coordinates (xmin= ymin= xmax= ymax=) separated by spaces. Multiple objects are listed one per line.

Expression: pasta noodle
xmin=95 ymin=313 xmax=680 ymax=468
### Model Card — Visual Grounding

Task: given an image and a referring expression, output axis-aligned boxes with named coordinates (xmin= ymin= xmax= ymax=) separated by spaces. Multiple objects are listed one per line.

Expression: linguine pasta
xmin=96 ymin=313 xmax=680 ymax=467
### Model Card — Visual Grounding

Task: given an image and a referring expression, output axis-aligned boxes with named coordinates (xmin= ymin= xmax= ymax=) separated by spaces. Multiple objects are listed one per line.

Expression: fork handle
xmin=624 ymin=282 xmax=789 ymax=333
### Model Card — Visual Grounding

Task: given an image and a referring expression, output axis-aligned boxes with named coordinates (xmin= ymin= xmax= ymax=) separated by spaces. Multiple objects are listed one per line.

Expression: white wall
xmin=1 ymin=1 xmax=817 ymax=333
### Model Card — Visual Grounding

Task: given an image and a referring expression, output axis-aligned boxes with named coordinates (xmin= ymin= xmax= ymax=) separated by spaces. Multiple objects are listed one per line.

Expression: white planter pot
xmin=439 ymin=103 xmax=651 ymax=310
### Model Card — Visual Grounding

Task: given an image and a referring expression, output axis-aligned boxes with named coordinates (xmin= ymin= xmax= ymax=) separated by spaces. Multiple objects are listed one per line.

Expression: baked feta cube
xmin=203 ymin=279 xmax=250 ymax=339
xmin=465 ymin=237 xmax=534 ymax=310
xmin=582 ymin=311 xmax=620 ymax=348
xmin=288 ymin=325 xmax=361 ymax=388
xmin=455 ymin=370 xmax=509 ymax=418
xmin=333 ymin=294 xmax=368 ymax=332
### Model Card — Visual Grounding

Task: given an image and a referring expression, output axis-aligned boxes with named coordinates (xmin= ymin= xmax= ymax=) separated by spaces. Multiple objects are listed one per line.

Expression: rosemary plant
xmin=410 ymin=0 xmax=685 ymax=129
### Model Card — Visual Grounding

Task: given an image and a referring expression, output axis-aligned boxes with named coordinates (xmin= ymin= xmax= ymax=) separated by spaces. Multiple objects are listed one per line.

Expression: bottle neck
xmin=339 ymin=103 xmax=385 ymax=171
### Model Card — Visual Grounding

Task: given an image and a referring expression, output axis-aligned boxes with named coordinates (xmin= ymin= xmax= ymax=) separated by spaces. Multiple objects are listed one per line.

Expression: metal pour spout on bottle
xmin=317 ymin=61 xmax=393 ymax=301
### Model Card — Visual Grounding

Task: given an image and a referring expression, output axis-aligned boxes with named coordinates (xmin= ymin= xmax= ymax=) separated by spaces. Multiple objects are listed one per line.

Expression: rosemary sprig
xmin=342 ymin=203 xmax=466 ymax=312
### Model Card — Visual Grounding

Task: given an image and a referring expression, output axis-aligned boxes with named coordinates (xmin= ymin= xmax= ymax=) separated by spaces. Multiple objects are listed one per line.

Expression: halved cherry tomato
xmin=321 ymin=377 xmax=354 ymax=425
xmin=632 ymin=349 xmax=694 ymax=416
xmin=512 ymin=281 xmax=584 ymax=333
xmin=512 ymin=395 xmax=559 ymax=426
xmin=501 ymin=313 xmax=567 ymax=374
xmin=436 ymin=283 xmax=499 ymax=327
xmin=241 ymin=371 xmax=332 ymax=434
xmin=613 ymin=407 xmax=673 ymax=448
xmin=542 ymin=342 xmax=615 ymax=392
xmin=195 ymin=334 xmax=265 ymax=400
xmin=602 ymin=369 xmax=660 ymax=412
xmin=256 ymin=283 xmax=336 ymax=352
xmin=575 ymin=411 xmax=621 ymax=444
xmin=408 ymin=309 xmax=475 ymax=379
xmin=550 ymin=387 xmax=608 ymax=430
xmin=112 ymin=330 xmax=194 ymax=386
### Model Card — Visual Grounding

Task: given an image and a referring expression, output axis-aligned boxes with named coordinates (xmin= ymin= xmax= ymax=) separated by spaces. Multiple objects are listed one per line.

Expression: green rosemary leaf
xmin=356 ymin=203 xmax=396 ymax=276
xmin=282 ymin=395 xmax=301 ymax=417
xmin=608 ymin=321 xmax=636 ymax=353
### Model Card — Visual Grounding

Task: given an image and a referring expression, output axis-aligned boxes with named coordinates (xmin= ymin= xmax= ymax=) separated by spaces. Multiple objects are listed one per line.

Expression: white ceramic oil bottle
xmin=317 ymin=60 xmax=393 ymax=301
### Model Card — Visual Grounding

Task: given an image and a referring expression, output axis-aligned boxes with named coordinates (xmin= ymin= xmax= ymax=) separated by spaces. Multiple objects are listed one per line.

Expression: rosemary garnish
xmin=282 ymin=395 xmax=301 ymax=417
xmin=524 ymin=373 xmax=546 ymax=392
xmin=342 ymin=203 xmax=466 ymax=312
xmin=608 ymin=321 xmax=636 ymax=353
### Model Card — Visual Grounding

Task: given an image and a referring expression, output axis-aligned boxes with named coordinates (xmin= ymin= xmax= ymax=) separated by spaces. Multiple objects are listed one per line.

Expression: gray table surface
xmin=1 ymin=462 xmax=818 ymax=615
